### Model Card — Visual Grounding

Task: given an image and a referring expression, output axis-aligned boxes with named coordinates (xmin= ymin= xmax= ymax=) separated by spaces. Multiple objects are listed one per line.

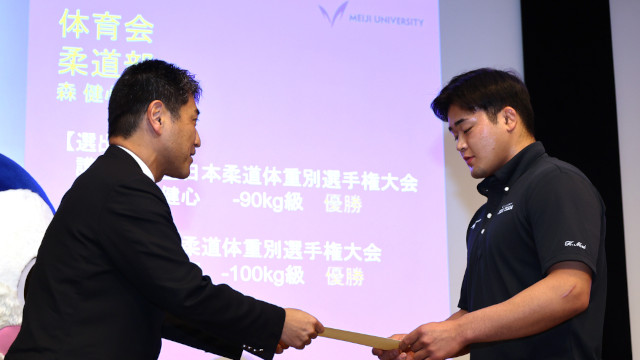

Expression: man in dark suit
xmin=6 ymin=59 xmax=323 ymax=360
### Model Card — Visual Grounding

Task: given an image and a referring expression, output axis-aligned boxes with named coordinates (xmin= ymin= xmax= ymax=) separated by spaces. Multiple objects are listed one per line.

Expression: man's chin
xmin=470 ymin=167 xmax=489 ymax=179
xmin=164 ymin=171 xmax=190 ymax=180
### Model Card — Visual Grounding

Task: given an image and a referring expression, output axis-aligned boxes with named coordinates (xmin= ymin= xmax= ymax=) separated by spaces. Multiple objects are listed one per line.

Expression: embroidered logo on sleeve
xmin=564 ymin=241 xmax=587 ymax=250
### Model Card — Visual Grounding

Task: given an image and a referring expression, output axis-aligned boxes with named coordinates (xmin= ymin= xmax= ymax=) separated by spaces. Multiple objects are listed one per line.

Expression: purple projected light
xmin=24 ymin=1 xmax=447 ymax=359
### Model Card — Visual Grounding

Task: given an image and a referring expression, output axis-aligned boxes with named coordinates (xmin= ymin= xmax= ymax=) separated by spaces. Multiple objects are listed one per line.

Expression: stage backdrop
xmin=24 ymin=1 xmax=448 ymax=359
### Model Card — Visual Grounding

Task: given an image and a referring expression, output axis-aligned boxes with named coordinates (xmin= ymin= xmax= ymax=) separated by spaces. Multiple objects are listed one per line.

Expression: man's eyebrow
xmin=448 ymin=118 xmax=467 ymax=132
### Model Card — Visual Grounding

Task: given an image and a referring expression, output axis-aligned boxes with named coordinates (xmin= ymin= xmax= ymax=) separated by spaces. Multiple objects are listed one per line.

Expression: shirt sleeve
xmin=526 ymin=165 xmax=604 ymax=275
xmin=457 ymin=266 xmax=469 ymax=311
xmin=457 ymin=206 xmax=485 ymax=311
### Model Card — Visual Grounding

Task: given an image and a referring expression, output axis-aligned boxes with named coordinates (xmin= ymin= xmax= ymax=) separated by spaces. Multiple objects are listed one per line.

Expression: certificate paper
xmin=319 ymin=327 xmax=400 ymax=350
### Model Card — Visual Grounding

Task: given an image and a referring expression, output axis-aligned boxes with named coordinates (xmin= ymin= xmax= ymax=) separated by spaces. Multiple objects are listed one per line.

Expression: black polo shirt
xmin=459 ymin=142 xmax=607 ymax=359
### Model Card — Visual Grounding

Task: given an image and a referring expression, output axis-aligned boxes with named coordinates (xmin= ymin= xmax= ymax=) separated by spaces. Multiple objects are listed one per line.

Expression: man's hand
xmin=372 ymin=323 xmax=465 ymax=360
xmin=372 ymin=334 xmax=414 ymax=360
xmin=398 ymin=321 xmax=466 ymax=360
xmin=275 ymin=341 xmax=289 ymax=354
xmin=280 ymin=308 xmax=324 ymax=350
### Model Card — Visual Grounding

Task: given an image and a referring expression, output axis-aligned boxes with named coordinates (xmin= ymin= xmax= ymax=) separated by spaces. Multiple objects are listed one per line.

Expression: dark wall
xmin=520 ymin=1 xmax=631 ymax=358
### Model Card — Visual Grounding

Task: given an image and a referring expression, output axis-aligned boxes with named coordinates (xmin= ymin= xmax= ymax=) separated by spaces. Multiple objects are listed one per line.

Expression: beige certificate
xmin=319 ymin=327 xmax=401 ymax=350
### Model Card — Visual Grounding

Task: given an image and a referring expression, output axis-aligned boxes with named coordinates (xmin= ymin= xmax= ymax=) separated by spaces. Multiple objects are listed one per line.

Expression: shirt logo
xmin=564 ymin=241 xmax=587 ymax=250
xmin=470 ymin=218 xmax=482 ymax=229
xmin=497 ymin=202 xmax=514 ymax=215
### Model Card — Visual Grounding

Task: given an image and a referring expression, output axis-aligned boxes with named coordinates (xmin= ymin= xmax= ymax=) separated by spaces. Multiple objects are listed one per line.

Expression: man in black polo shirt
xmin=373 ymin=68 xmax=606 ymax=360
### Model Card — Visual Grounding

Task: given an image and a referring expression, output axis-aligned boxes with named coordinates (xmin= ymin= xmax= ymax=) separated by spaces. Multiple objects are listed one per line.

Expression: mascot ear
xmin=0 ymin=154 xmax=55 ymax=213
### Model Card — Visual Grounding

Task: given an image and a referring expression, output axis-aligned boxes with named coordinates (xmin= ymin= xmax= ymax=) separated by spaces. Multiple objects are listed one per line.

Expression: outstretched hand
xmin=372 ymin=334 xmax=414 ymax=360
xmin=280 ymin=308 xmax=324 ymax=351
xmin=396 ymin=321 xmax=466 ymax=360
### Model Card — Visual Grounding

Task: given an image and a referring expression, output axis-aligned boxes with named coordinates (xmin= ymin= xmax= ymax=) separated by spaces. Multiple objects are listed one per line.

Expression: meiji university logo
xmin=319 ymin=1 xmax=348 ymax=27
xmin=318 ymin=2 xmax=424 ymax=29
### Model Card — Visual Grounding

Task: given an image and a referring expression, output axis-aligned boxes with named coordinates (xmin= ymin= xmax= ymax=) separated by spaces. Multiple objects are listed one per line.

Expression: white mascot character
xmin=0 ymin=153 xmax=54 ymax=359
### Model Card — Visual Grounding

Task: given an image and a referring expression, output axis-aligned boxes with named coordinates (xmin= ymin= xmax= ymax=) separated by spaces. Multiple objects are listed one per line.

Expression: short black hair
xmin=108 ymin=59 xmax=201 ymax=138
xmin=431 ymin=68 xmax=535 ymax=135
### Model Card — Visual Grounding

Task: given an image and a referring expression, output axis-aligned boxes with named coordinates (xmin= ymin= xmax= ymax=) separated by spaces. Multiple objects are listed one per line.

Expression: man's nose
xmin=195 ymin=129 xmax=201 ymax=148
xmin=455 ymin=136 xmax=467 ymax=152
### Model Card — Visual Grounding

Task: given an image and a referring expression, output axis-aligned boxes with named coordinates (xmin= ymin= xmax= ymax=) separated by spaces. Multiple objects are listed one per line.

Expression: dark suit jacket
xmin=7 ymin=146 xmax=285 ymax=360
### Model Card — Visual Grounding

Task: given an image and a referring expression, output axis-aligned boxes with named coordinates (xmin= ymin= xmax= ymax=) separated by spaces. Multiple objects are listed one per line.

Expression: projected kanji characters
xmin=59 ymin=46 xmax=88 ymax=76
xmin=93 ymin=11 xmax=121 ymax=40
xmin=201 ymin=163 xmax=221 ymax=183
xmin=322 ymin=169 xmax=341 ymax=189
xmin=181 ymin=187 xmax=200 ymax=206
xmin=161 ymin=185 xmax=180 ymax=205
xmin=98 ymin=134 xmax=109 ymax=152
xmin=361 ymin=171 xmax=381 ymax=191
xmin=243 ymin=239 xmax=262 ymax=258
xmin=400 ymin=173 xmax=419 ymax=192
xmin=222 ymin=237 xmax=242 ymax=258
xmin=344 ymin=195 xmax=362 ymax=213
xmin=263 ymin=166 xmax=282 ymax=186
xmin=343 ymin=242 xmax=363 ymax=261
xmin=284 ymin=192 xmax=304 ymax=211
xmin=363 ymin=243 xmax=382 ymax=262
xmin=346 ymin=267 xmax=364 ymax=286
xmin=263 ymin=239 xmax=282 ymax=259
xmin=302 ymin=169 xmax=321 ymax=188
xmin=56 ymin=82 xmax=76 ymax=101
xmin=181 ymin=236 xmax=201 ymax=257
xmin=282 ymin=167 xmax=302 ymax=187
xmin=222 ymin=164 xmax=241 ymax=184
xmin=75 ymin=132 xmax=97 ymax=152
xmin=283 ymin=240 xmax=303 ymax=260
xmin=59 ymin=9 xmax=89 ymax=39
xmin=326 ymin=267 xmax=344 ymax=286
xmin=381 ymin=172 xmax=400 ymax=191
xmin=324 ymin=194 xmax=342 ymax=213
xmin=201 ymin=236 xmax=222 ymax=257
xmin=324 ymin=241 xmax=343 ymax=261
xmin=342 ymin=171 xmax=360 ymax=189
xmin=91 ymin=49 xmax=121 ymax=78
xmin=242 ymin=165 xmax=262 ymax=185
xmin=186 ymin=164 xmax=198 ymax=181
xmin=304 ymin=242 xmax=322 ymax=260
xmin=285 ymin=265 xmax=305 ymax=285
xmin=83 ymin=83 xmax=104 ymax=103
xmin=75 ymin=156 xmax=95 ymax=176
xmin=125 ymin=14 xmax=154 ymax=43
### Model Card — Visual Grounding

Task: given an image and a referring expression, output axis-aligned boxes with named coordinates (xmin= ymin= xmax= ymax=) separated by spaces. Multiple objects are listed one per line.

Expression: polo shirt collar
xmin=477 ymin=141 xmax=546 ymax=196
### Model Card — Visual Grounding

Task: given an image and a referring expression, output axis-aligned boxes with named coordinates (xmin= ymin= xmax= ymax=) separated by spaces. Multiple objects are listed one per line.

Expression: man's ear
xmin=147 ymin=100 xmax=164 ymax=135
xmin=502 ymin=106 xmax=518 ymax=132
